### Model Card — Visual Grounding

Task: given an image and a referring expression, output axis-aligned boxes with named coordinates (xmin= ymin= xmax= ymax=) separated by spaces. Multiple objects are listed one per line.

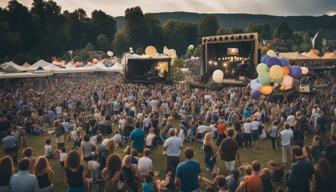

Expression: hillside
xmin=115 ymin=12 xmax=336 ymax=37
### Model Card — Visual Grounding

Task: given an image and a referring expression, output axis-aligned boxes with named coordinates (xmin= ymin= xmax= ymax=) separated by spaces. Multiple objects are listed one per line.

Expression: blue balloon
xmin=250 ymin=79 xmax=261 ymax=90
xmin=261 ymin=55 xmax=270 ymax=64
xmin=266 ymin=57 xmax=281 ymax=68
xmin=289 ymin=66 xmax=302 ymax=79
xmin=279 ymin=58 xmax=289 ymax=67
xmin=251 ymin=90 xmax=261 ymax=99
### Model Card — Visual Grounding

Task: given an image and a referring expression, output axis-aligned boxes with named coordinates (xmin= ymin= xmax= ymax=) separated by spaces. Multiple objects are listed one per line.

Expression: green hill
xmin=115 ymin=12 xmax=336 ymax=38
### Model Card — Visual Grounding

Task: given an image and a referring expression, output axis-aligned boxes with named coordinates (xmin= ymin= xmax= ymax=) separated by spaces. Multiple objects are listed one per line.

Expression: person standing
xmin=10 ymin=159 xmax=39 ymax=192
xmin=203 ymin=132 xmax=216 ymax=171
xmin=250 ymin=118 xmax=260 ymax=149
xmin=236 ymin=161 xmax=263 ymax=192
xmin=175 ymin=147 xmax=201 ymax=192
xmin=55 ymin=121 xmax=65 ymax=149
xmin=286 ymin=146 xmax=314 ymax=192
xmin=2 ymin=131 xmax=18 ymax=163
xmin=242 ymin=118 xmax=252 ymax=149
xmin=33 ymin=156 xmax=54 ymax=192
xmin=280 ymin=123 xmax=293 ymax=165
xmin=269 ymin=121 xmax=279 ymax=151
xmin=163 ymin=128 xmax=183 ymax=174
xmin=130 ymin=121 xmax=145 ymax=153
xmin=64 ymin=150 xmax=86 ymax=192
xmin=219 ymin=129 xmax=240 ymax=172
xmin=0 ymin=156 xmax=14 ymax=192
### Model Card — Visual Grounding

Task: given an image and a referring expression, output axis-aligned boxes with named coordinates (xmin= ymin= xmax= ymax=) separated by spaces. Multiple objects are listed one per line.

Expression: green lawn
xmin=1 ymin=124 xmax=314 ymax=192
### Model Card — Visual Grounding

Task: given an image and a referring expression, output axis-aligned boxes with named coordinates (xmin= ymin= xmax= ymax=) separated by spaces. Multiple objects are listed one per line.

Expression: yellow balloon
xmin=267 ymin=50 xmax=277 ymax=57
xmin=145 ymin=46 xmax=158 ymax=57
xmin=270 ymin=65 xmax=284 ymax=80
xmin=260 ymin=86 xmax=273 ymax=95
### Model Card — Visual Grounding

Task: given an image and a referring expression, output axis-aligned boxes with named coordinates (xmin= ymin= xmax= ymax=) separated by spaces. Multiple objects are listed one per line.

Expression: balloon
xmin=266 ymin=57 xmax=281 ymax=68
xmin=212 ymin=70 xmax=224 ymax=83
xmin=188 ymin=44 xmax=194 ymax=50
xmin=107 ymin=51 xmax=113 ymax=57
xmin=270 ymin=65 xmax=284 ymax=80
xmin=267 ymin=50 xmax=277 ymax=57
xmin=256 ymin=63 xmax=269 ymax=74
xmin=301 ymin=67 xmax=309 ymax=75
xmin=250 ymin=79 xmax=261 ymax=90
xmin=281 ymin=75 xmax=294 ymax=90
xmin=251 ymin=90 xmax=261 ymax=99
xmin=258 ymin=71 xmax=271 ymax=86
xmin=92 ymin=58 xmax=98 ymax=64
xmin=260 ymin=86 xmax=273 ymax=95
xmin=279 ymin=58 xmax=289 ymax=67
xmin=145 ymin=46 xmax=158 ymax=57
xmin=289 ymin=66 xmax=302 ymax=79
xmin=261 ymin=55 xmax=270 ymax=64
xmin=168 ymin=49 xmax=177 ymax=58
xmin=274 ymin=77 xmax=284 ymax=84
xmin=283 ymin=66 xmax=289 ymax=75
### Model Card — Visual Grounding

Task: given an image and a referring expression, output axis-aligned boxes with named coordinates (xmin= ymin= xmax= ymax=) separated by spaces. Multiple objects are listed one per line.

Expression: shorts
xmin=252 ymin=130 xmax=259 ymax=141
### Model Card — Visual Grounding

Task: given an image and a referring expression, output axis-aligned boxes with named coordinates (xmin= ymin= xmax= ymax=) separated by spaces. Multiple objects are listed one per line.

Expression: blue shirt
xmin=143 ymin=183 xmax=153 ymax=192
xmin=2 ymin=135 xmax=17 ymax=149
xmin=130 ymin=128 xmax=145 ymax=152
xmin=176 ymin=160 xmax=201 ymax=192
xmin=62 ymin=122 xmax=70 ymax=133
xmin=10 ymin=171 xmax=39 ymax=192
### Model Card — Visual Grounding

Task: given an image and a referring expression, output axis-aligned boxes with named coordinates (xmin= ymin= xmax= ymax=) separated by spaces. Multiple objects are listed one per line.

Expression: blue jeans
xmin=204 ymin=153 xmax=215 ymax=171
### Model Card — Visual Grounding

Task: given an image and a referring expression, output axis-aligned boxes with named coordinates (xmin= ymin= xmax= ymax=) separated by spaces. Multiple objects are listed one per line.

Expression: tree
xmin=96 ymin=34 xmax=110 ymax=51
xmin=124 ymin=6 xmax=152 ymax=49
xmin=198 ymin=15 xmax=219 ymax=40
xmin=245 ymin=22 xmax=262 ymax=33
xmin=260 ymin=25 xmax=271 ymax=40
xmin=112 ymin=31 xmax=130 ymax=55
xmin=273 ymin=22 xmax=293 ymax=40
xmin=144 ymin=13 xmax=164 ymax=51
xmin=169 ymin=58 xmax=185 ymax=82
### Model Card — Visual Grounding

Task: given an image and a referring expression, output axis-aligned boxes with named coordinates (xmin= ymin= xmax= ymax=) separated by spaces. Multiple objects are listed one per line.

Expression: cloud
xmin=1 ymin=0 xmax=335 ymax=17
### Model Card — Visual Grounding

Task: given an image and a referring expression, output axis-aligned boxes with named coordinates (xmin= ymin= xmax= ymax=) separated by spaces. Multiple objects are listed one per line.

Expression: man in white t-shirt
xmin=280 ymin=123 xmax=293 ymax=165
xmin=138 ymin=148 xmax=153 ymax=174
xmin=163 ymin=128 xmax=183 ymax=173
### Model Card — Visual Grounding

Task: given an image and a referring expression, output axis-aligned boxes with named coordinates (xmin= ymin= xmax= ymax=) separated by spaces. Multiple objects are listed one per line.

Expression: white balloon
xmin=107 ymin=51 xmax=113 ymax=57
xmin=212 ymin=69 xmax=224 ymax=83
xmin=301 ymin=67 xmax=309 ymax=75
xmin=188 ymin=44 xmax=194 ymax=50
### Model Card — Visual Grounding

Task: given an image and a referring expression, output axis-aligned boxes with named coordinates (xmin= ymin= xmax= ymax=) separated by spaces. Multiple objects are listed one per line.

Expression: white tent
xmin=1 ymin=61 xmax=27 ymax=72
xmin=109 ymin=62 xmax=124 ymax=73
xmin=44 ymin=64 xmax=61 ymax=71
xmin=29 ymin=59 xmax=52 ymax=70
xmin=95 ymin=62 xmax=107 ymax=71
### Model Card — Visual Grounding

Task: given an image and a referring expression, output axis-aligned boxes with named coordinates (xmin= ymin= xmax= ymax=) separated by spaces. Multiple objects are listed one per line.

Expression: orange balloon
xmin=260 ymin=86 xmax=273 ymax=95
xmin=283 ymin=66 xmax=289 ymax=75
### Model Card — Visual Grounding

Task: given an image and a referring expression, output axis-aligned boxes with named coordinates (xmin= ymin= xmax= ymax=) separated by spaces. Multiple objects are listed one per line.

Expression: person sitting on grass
xmin=44 ymin=138 xmax=53 ymax=159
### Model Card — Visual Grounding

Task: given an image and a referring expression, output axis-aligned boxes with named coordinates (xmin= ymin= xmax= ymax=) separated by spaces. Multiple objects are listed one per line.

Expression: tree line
xmin=1 ymin=0 xmax=335 ymax=64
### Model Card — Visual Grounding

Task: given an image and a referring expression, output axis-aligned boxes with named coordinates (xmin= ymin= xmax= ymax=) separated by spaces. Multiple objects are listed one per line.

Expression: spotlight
xmin=230 ymin=36 xmax=235 ymax=40
xmin=207 ymin=38 xmax=212 ymax=42
xmin=203 ymin=38 xmax=207 ymax=43
xmin=224 ymin=36 xmax=229 ymax=41
xmin=243 ymin=35 xmax=248 ymax=40
xmin=214 ymin=62 xmax=218 ymax=66
xmin=219 ymin=37 xmax=223 ymax=41
xmin=208 ymin=61 xmax=213 ymax=64
xmin=250 ymin=34 xmax=254 ymax=39
xmin=223 ymin=62 xmax=228 ymax=68
xmin=238 ymin=35 xmax=242 ymax=40
xmin=213 ymin=37 xmax=217 ymax=42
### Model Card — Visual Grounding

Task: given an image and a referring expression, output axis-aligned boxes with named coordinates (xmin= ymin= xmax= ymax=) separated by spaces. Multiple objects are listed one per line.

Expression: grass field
xmin=0 ymin=125 xmax=313 ymax=192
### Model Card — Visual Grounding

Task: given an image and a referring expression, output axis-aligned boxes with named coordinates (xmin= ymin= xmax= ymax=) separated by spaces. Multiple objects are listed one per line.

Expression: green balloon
xmin=258 ymin=71 xmax=270 ymax=86
xmin=274 ymin=77 xmax=283 ymax=84
xmin=256 ymin=63 xmax=269 ymax=74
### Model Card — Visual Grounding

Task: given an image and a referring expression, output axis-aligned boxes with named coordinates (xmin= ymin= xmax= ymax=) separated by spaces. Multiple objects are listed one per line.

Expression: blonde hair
xmin=203 ymin=132 xmax=213 ymax=145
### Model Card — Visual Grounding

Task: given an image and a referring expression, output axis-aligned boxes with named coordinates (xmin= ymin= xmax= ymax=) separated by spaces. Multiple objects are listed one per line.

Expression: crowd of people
xmin=1 ymin=73 xmax=336 ymax=192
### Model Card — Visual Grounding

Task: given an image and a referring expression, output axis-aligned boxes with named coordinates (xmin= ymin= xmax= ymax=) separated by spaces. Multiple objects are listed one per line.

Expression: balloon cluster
xmin=250 ymin=50 xmax=309 ymax=99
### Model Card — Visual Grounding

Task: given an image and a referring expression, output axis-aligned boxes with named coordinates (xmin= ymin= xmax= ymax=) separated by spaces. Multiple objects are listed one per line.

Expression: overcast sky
xmin=1 ymin=0 xmax=335 ymax=17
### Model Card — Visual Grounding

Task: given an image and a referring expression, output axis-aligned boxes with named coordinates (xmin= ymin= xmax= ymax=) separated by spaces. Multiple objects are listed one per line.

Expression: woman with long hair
xmin=34 ymin=156 xmax=54 ymax=192
xmin=64 ymin=150 xmax=86 ymax=192
xmin=0 ymin=156 xmax=14 ymax=192
xmin=315 ymin=158 xmax=336 ymax=192
xmin=121 ymin=155 xmax=140 ymax=191
xmin=203 ymin=132 xmax=216 ymax=171
xmin=103 ymin=153 xmax=127 ymax=192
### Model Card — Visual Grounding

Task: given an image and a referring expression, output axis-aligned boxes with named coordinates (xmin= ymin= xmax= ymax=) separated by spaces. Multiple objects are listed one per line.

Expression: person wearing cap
xmin=280 ymin=123 xmax=293 ymax=165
